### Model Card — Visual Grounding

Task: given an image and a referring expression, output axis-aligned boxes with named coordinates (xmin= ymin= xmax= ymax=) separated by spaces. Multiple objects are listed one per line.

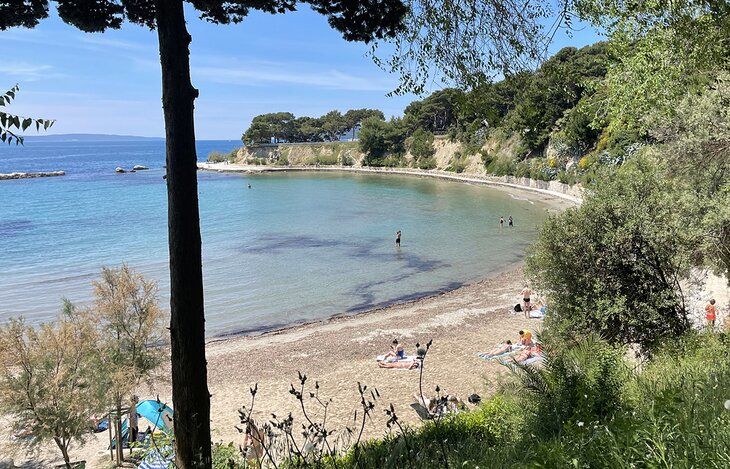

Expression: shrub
xmin=417 ymin=157 xmax=437 ymax=170
xmin=446 ymin=152 xmax=468 ymax=173
xmin=314 ymin=153 xmax=339 ymax=165
xmin=527 ymin=157 xmax=697 ymax=352
xmin=207 ymin=150 xmax=228 ymax=163
xmin=408 ymin=128 xmax=436 ymax=160
xmin=212 ymin=441 xmax=246 ymax=469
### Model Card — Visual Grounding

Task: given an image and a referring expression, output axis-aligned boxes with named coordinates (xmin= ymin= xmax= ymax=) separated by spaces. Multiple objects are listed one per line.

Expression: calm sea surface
xmin=0 ymin=140 xmax=548 ymax=336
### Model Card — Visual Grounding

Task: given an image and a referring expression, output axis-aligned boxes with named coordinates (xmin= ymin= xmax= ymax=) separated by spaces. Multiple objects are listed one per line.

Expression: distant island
xmin=23 ymin=133 xmax=165 ymax=142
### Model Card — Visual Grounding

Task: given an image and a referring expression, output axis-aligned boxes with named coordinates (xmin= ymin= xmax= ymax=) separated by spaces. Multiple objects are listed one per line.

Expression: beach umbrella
xmin=137 ymin=448 xmax=174 ymax=469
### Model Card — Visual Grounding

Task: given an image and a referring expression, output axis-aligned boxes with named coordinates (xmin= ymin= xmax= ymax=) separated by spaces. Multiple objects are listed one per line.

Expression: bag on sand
xmin=514 ymin=303 xmax=522 ymax=312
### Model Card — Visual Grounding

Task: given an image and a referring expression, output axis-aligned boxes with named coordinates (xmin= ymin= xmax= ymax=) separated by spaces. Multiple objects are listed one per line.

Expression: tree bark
xmin=53 ymin=436 xmax=71 ymax=469
xmin=115 ymin=407 xmax=123 ymax=465
xmin=155 ymin=0 xmax=212 ymax=468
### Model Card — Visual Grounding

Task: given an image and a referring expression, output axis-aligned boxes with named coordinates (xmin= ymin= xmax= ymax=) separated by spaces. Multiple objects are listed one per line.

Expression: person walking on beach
xmin=521 ymin=285 xmax=532 ymax=318
xmin=508 ymin=215 xmax=514 ymax=228
xmin=706 ymin=299 xmax=717 ymax=330
xmin=499 ymin=216 xmax=504 ymax=228
xmin=395 ymin=230 xmax=401 ymax=247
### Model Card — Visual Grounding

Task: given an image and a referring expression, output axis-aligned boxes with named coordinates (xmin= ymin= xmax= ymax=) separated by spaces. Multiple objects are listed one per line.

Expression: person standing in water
xmin=508 ymin=215 xmax=514 ymax=228
xmin=499 ymin=216 xmax=504 ymax=228
xmin=395 ymin=230 xmax=401 ymax=247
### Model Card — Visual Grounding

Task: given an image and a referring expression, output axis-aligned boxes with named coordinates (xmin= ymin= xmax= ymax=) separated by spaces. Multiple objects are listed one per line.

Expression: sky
xmin=2 ymin=7 xmax=603 ymax=140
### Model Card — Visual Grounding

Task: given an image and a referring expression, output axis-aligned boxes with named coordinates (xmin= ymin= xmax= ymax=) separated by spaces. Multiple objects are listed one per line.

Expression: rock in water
xmin=115 ymin=167 xmax=126 ymax=173
xmin=0 ymin=171 xmax=65 ymax=180
xmin=133 ymin=165 xmax=149 ymax=170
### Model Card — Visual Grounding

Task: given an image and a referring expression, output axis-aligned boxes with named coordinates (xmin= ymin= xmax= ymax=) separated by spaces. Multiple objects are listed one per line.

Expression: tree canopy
xmin=242 ymin=108 xmax=383 ymax=144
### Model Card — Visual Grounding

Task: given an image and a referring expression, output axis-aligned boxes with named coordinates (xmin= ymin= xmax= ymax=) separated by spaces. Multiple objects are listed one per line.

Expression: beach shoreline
xmin=197 ymin=162 xmax=583 ymax=206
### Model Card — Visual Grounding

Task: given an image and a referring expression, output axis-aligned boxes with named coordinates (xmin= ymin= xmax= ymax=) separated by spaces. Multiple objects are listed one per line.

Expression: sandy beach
xmin=1 ymin=168 xmax=574 ymax=468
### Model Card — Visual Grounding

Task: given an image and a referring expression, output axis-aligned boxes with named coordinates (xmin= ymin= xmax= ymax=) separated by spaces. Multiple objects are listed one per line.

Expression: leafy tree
xmin=319 ymin=110 xmax=346 ymax=141
xmin=507 ymin=43 xmax=610 ymax=151
xmin=404 ymin=88 xmax=464 ymax=134
xmin=2 ymin=3 xmax=408 ymax=467
xmin=0 ymin=85 xmax=54 ymax=145
xmin=242 ymin=112 xmax=297 ymax=144
xmin=292 ymin=116 xmax=323 ymax=142
xmin=0 ymin=305 xmax=105 ymax=469
xmin=579 ymin=0 xmax=730 ymax=133
xmin=526 ymin=157 xmax=696 ymax=352
xmin=358 ymin=116 xmax=390 ymax=161
xmin=358 ymin=116 xmax=407 ymax=165
xmin=343 ymin=108 xmax=384 ymax=140
xmin=408 ymin=127 xmax=436 ymax=166
xmin=93 ymin=265 xmax=165 ymax=465
xmin=647 ymin=73 xmax=730 ymax=279
xmin=373 ymin=0 xmax=576 ymax=94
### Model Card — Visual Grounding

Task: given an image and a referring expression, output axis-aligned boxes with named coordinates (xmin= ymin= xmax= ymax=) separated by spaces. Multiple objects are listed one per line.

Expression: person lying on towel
xmin=378 ymin=359 xmax=419 ymax=369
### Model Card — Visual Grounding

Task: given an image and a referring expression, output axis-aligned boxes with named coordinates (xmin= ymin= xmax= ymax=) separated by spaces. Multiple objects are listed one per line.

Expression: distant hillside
xmin=23 ymin=134 xmax=165 ymax=142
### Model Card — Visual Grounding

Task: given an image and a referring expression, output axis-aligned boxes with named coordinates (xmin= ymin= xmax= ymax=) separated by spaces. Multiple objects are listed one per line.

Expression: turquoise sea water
xmin=0 ymin=140 xmax=548 ymax=336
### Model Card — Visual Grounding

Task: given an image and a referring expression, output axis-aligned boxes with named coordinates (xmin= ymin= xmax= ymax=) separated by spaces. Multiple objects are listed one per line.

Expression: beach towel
xmin=476 ymin=345 xmax=525 ymax=361
xmin=476 ymin=350 xmax=513 ymax=361
xmin=529 ymin=310 xmax=545 ymax=319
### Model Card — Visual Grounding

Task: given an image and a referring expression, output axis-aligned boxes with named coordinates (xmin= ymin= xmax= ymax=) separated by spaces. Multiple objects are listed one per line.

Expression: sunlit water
xmin=0 ymin=140 xmax=549 ymax=336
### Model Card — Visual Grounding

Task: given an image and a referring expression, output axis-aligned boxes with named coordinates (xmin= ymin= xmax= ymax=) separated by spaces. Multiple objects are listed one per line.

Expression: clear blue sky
xmin=2 ymin=7 xmax=602 ymax=140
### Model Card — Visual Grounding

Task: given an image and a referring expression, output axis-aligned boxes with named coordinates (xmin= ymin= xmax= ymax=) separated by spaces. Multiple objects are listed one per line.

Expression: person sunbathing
xmin=483 ymin=340 xmax=513 ymax=357
xmin=382 ymin=339 xmax=406 ymax=361
xmin=507 ymin=344 xmax=543 ymax=364
xmin=379 ymin=358 xmax=419 ymax=369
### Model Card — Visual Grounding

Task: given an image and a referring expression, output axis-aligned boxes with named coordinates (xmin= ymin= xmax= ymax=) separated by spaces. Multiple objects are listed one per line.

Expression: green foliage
xmin=408 ymin=128 xmax=435 ymax=159
xmin=313 ymin=153 xmax=339 ymax=165
xmin=403 ymin=88 xmax=464 ymax=133
xmin=527 ymin=157 xmax=698 ymax=351
xmin=243 ymin=112 xmax=296 ymax=145
xmin=580 ymin=1 xmax=730 ymax=134
xmin=517 ymin=334 xmax=631 ymax=438
xmin=358 ymin=116 xmax=407 ymax=165
xmin=507 ymin=43 xmax=611 ymax=152
xmin=407 ymin=128 xmax=436 ymax=170
xmin=648 ymin=73 xmax=730 ymax=278
xmin=0 ymin=85 xmax=54 ymax=145
xmin=212 ymin=441 xmax=247 ymax=469
xmin=0 ymin=306 xmax=105 ymax=467
xmin=243 ymin=108 xmax=385 ymax=145
xmin=445 ymin=151 xmax=468 ymax=173
xmin=207 ymin=150 xmax=229 ymax=163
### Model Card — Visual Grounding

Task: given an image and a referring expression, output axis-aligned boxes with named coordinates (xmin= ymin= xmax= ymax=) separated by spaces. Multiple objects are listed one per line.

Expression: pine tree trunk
xmin=155 ymin=0 xmax=212 ymax=468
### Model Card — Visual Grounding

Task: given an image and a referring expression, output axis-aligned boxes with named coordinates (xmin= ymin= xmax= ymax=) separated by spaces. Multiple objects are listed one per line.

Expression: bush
xmin=207 ymin=150 xmax=228 ymax=163
xmin=408 ymin=128 xmax=436 ymax=160
xmin=446 ymin=152 xmax=468 ymax=173
xmin=212 ymin=441 xmax=246 ymax=469
xmin=526 ymin=156 xmax=697 ymax=352
xmin=517 ymin=334 xmax=632 ymax=438
xmin=313 ymin=153 xmax=339 ymax=165
xmin=417 ymin=157 xmax=437 ymax=170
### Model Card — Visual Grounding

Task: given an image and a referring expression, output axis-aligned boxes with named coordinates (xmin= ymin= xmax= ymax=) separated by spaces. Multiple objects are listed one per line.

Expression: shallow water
xmin=0 ymin=140 xmax=548 ymax=336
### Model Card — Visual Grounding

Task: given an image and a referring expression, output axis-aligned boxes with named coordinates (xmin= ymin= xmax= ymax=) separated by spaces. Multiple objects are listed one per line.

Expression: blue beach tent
xmin=111 ymin=400 xmax=174 ymax=449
